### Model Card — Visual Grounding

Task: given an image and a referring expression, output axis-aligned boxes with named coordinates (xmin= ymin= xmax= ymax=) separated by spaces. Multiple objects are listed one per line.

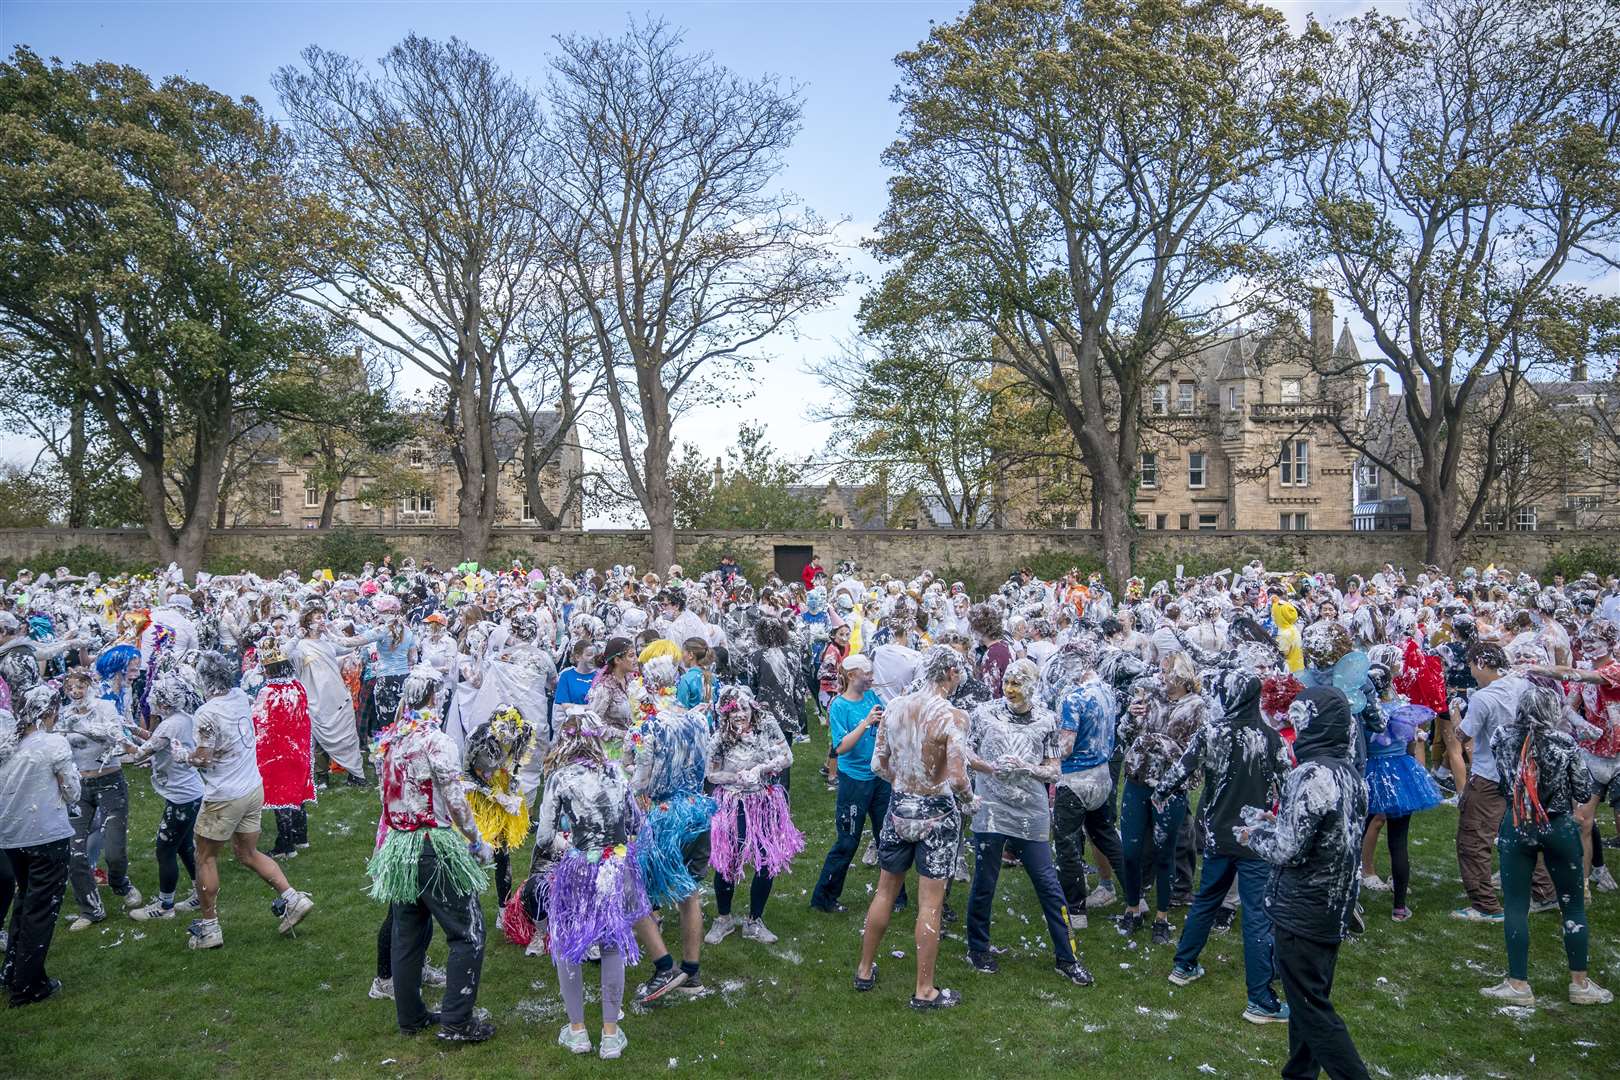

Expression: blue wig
xmin=95 ymin=644 xmax=140 ymax=680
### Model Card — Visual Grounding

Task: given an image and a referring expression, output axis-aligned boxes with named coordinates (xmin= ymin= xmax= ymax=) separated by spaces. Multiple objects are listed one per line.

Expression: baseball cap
xmin=841 ymin=653 xmax=873 ymax=674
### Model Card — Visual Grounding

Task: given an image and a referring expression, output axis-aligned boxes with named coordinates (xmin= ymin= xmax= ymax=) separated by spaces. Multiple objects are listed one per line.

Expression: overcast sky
xmin=3 ymin=0 xmax=1444 ymax=511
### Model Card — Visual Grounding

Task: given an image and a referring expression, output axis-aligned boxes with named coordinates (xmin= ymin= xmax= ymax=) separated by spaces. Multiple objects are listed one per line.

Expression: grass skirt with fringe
xmin=545 ymin=843 xmax=650 ymax=965
xmin=365 ymin=826 xmax=490 ymax=905
xmin=637 ymin=792 xmax=717 ymax=907
xmin=710 ymin=785 xmax=804 ymax=884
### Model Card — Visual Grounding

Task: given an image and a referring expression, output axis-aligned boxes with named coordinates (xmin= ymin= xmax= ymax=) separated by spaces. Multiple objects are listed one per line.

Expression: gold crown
xmin=258 ymin=641 xmax=288 ymax=666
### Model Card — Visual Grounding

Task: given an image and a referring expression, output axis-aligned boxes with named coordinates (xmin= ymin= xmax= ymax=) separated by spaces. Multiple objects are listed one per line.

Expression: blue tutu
xmin=1365 ymin=752 xmax=1442 ymax=818
xmin=637 ymin=791 xmax=717 ymax=907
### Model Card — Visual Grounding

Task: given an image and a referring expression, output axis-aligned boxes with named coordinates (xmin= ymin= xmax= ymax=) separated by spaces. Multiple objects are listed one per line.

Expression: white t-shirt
xmin=191 ymin=688 xmax=262 ymax=801
xmin=147 ymin=713 xmax=205 ymax=804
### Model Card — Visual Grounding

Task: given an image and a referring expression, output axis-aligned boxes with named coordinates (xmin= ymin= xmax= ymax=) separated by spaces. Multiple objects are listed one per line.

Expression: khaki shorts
xmin=195 ymin=787 xmax=265 ymax=842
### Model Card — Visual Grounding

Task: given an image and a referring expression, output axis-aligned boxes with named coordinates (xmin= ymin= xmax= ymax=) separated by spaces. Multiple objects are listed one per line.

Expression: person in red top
xmin=253 ymin=643 xmax=316 ymax=859
xmin=801 ymin=555 xmax=824 ymax=591
xmin=969 ymin=603 xmax=1014 ymax=699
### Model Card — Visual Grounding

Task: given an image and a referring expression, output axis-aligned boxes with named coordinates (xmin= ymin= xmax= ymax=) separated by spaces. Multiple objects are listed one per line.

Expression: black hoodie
xmin=1248 ymin=684 xmax=1368 ymax=945
xmin=1155 ymin=670 xmax=1293 ymax=859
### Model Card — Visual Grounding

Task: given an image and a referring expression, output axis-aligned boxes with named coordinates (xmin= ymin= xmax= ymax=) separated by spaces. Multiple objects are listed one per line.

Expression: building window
xmin=1151 ymin=382 xmax=1169 ymax=415
xmin=1280 ymin=440 xmax=1310 ymax=486
xmin=1515 ymin=506 xmax=1538 ymax=531
xmin=1179 ymin=513 xmax=1190 ymax=530
xmin=1140 ymin=452 xmax=1158 ymax=488
xmin=521 ymin=493 xmax=535 ymax=522
xmin=1155 ymin=513 xmax=1168 ymax=530
xmin=832 ymin=514 xmax=845 ymax=528
xmin=408 ymin=448 xmax=424 ymax=469
xmin=1198 ymin=513 xmax=1219 ymax=530
xmin=1188 ymin=451 xmax=1207 ymax=489
xmin=1280 ymin=513 xmax=1309 ymax=530
xmin=1177 ymin=381 xmax=1196 ymax=413
xmin=268 ymin=481 xmax=282 ymax=516
xmin=304 ymin=475 xmax=319 ymax=508
xmin=400 ymin=491 xmax=436 ymax=518
xmin=1280 ymin=377 xmax=1302 ymax=404
xmin=1226 ymin=386 xmax=1240 ymax=411
xmin=1577 ymin=439 xmax=1593 ymax=467
xmin=902 ymin=518 xmax=919 ymax=530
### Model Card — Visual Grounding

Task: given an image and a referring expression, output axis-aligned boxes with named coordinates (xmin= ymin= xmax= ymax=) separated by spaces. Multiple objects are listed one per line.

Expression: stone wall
xmin=2 ymin=526 xmax=1614 ymax=584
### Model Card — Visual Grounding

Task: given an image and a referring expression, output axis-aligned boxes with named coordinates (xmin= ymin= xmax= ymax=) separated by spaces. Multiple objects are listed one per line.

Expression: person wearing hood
xmin=1478 ymin=680 xmax=1611 ymax=1007
xmin=1272 ymin=598 xmax=1304 ymax=673
xmin=0 ymin=692 xmax=79 ymax=1006
xmin=1240 ymin=681 xmax=1371 ymax=1080
xmin=1156 ymin=669 xmax=1294 ymax=1024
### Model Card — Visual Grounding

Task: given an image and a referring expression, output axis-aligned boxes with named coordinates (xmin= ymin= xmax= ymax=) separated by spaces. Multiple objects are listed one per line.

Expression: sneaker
xmin=704 ymin=914 xmax=739 ymax=945
xmin=558 ymin=1025 xmax=592 ymax=1054
xmin=598 ymin=1028 xmax=628 ymax=1059
xmin=1089 ymin=882 xmax=1119 ymax=910
xmin=1212 ymin=907 xmax=1236 ymax=934
xmin=130 ymin=899 xmax=175 ymax=921
xmin=1169 ymin=892 xmax=1193 ymax=908
xmin=1069 ymin=910 xmax=1088 ymax=932
xmin=525 ymin=937 xmax=547 ymax=958
xmin=809 ymin=900 xmax=848 ymax=914
xmin=1569 ymin=978 xmax=1613 ymax=1006
xmin=399 ymin=1010 xmax=441 ymax=1035
xmin=1479 ymin=979 xmax=1534 ymax=1005
xmin=861 ymin=840 xmax=878 ymax=867
xmin=951 ymin=861 xmax=971 ymax=884
xmin=369 ymin=977 xmax=394 ymax=1000
xmin=1360 ymin=873 xmax=1390 ymax=892
xmin=422 ymin=962 xmax=447 ymax=987
xmin=1604 ymin=835 xmax=1620 ymax=851
xmin=187 ymin=920 xmax=224 ymax=950
xmin=1491 ymin=871 xmax=1501 ymax=889
xmin=1055 ymin=960 xmax=1094 ymax=986
xmin=1593 ymin=867 xmax=1618 ymax=893
xmin=1115 ymin=911 xmax=1143 ymax=936
xmin=1151 ymin=920 xmax=1172 ymax=946
xmin=741 ymin=917 xmax=778 ymax=944
xmin=1243 ymin=1000 xmax=1291 ymax=1024
xmin=635 ymin=966 xmax=689 ymax=1005
xmin=1168 ymin=964 xmax=1205 ymax=987
xmin=853 ymin=962 xmax=878 ymax=992
xmin=8 ymin=977 xmax=63 ymax=1008
xmin=120 ymin=886 xmax=143 ymax=909
xmin=1451 ymin=906 xmax=1504 ymax=923
xmin=175 ymin=891 xmax=203 ymax=913
xmin=278 ymin=891 xmax=314 ymax=934
xmin=437 ymin=1019 xmax=496 ymax=1044
xmin=1348 ymin=905 xmax=1366 ymax=935
xmin=675 ymin=974 xmax=707 ymax=996
xmin=966 ymin=951 xmax=999 ymax=974
xmin=68 ymin=913 xmax=105 ymax=932
xmin=1392 ymin=907 xmax=1413 ymax=922
xmin=270 ymin=848 xmax=297 ymax=861
xmin=909 ymin=987 xmax=962 ymax=1009
xmin=1529 ymin=898 xmax=1561 ymax=914
xmin=93 ymin=868 xmax=108 ymax=887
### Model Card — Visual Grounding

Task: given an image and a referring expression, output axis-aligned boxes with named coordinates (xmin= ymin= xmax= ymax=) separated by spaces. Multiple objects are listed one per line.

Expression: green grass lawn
xmin=6 ymin=739 xmax=1616 ymax=1079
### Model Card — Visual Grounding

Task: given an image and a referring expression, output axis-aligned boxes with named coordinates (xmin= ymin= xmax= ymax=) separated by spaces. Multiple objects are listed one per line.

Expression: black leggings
xmin=714 ymin=870 xmax=774 ymax=921
xmin=155 ymin=798 xmax=201 ymax=896
xmin=1365 ymin=814 xmax=1412 ymax=909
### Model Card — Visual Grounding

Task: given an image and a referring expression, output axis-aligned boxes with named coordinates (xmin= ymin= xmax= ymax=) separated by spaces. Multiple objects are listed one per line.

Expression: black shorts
xmin=877 ymin=793 xmax=962 ymax=880
xmin=682 ymin=831 xmax=712 ymax=881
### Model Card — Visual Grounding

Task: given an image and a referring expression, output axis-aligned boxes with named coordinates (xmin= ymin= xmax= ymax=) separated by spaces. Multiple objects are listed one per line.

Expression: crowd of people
xmin=0 ymin=552 xmax=1616 ymax=1073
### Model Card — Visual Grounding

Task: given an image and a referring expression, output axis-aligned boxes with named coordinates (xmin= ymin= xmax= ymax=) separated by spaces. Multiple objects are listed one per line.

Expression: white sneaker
xmin=1088 ymin=882 xmax=1119 ymax=910
xmin=558 ymin=1025 xmax=592 ymax=1055
xmin=598 ymin=1028 xmax=627 ymax=1060
xmin=952 ymin=859 xmax=971 ymax=883
xmin=278 ymin=891 xmax=314 ymax=934
xmin=525 ymin=937 xmax=547 ymax=958
xmin=704 ymin=914 xmax=739 ymax=945
xmin=175 ymin=891 xmax=203 ymax=913
xmin=1070 ymin=911 xmax=1088 ymax=932
xmin=1479 ymin=979 xmax=1534 ymax=1005
xmin=129 ymin=899 xmax=176 ymax=921
xmin=1491 ymin=871 xmax=1501 ymax=889
xmin=121 ymin=886 xmax=144 ymax=908
xmin=1529 ymin=898 xmax=1561 ymax=914
xmin=862 ymin=840 xmax=879 ymax=867
xmin=423 ymin=962 xmax=447 ymax=987
xmin=741 ymin=917 xmax=778 ymax=944
xmin=369 ymin=977 xmax=394 ymax=1000
xmin=1592 ymin=867 xmax=1618 ymax=893
xmin=68 ymin=914 xmax=103 ymax=932
xmin=1569 ymin=978 xmax=1613 ymax=1005
xmin=1359 ymin=873 xmax=1390 ymax=892
xmin=187 ymin=920 xmax=224 ymax=950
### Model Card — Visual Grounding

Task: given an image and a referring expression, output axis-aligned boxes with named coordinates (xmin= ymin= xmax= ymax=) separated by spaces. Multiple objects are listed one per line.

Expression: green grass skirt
xmin=365 ymin=826 xmax=490 ymax=905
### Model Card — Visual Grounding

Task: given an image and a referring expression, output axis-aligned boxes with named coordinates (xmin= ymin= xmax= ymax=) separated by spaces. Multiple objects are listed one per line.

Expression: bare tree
xmin=1291 ymin=0 xmax=1620 ymax=569
xmin=539 ymin=20 xmax=848 ymax=572
xmin=275 ymin=35 xmax=550 ymax=561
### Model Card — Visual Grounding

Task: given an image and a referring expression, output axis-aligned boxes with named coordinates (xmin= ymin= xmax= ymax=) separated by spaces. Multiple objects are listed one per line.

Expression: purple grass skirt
xmin=710 ymin=784 xmax=805 ymax=884
xmin=544 ymin=843 xmax=650 ymax=965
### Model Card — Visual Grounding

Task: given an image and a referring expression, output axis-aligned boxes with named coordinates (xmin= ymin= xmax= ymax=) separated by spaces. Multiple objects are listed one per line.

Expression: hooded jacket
xmin=1271 ymin=599 xmax=1304 ymax=672
xmin=1248 ymin=684 xmax=1368 ymax=944
xmin=1155 ymin=670 xmax=1293 ymax=859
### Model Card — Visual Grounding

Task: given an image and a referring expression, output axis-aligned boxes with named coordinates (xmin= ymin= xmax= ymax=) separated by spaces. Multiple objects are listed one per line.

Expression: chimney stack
xmin=1310 ymin=289 xmax=1332 ymax=363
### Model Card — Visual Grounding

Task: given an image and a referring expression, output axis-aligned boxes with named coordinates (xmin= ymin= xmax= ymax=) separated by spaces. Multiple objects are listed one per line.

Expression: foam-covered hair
xmin=195 ymin=650 xmax=237 ymax=696
xmin=401 ymin=663 xmax=444 ymax=711
xmin=919 ymin=643 xmax=968 ymax=686
xmin=641 ymin=655 xmax=678 ymax=692
xmin=150 ymin=672 xmax=203 ymax=715
xmin=18 ymin=684 xmax=59 ymax=726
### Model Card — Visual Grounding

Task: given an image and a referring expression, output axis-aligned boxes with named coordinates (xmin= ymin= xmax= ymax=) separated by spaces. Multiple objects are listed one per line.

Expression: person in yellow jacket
xmin=1272 ymin=597 xmax=1304 ymax=672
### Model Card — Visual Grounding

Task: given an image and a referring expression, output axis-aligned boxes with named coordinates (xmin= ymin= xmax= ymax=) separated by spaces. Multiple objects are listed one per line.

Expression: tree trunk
xmin=67 ymin=401 xmax=88 ymax=529
xmin=1423 ymin=492 xmax=1460 ymax=573
xmin=645 ymin=445 xmax=676 ymax=575
xmin=1095 ymin=474 xmax=1133 ymax=591
xmin=319 ymin=487 xmax=338 ymax=529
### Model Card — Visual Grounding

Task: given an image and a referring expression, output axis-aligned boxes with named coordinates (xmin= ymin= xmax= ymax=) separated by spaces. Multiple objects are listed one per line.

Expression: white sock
xmin=281 ymin=887 xmax=299 ymax=901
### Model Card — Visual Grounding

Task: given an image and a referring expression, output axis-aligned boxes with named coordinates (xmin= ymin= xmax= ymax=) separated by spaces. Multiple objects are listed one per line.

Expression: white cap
xmin=840 ymin=652 xmax=873 ymax=674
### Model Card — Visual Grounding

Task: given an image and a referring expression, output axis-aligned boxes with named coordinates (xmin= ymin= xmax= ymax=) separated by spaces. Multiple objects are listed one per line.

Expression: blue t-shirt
xmin=829 ymin=690 xmax=883 ymax=781
xmin=371 ymin=628 xmax=416 ymax=677
xmin=555 ymin=666 xmax=596 ymax=707
xmin=1058 ymin=680 xmax=1116 ymax=774
xmin=676 ymin=667 xmax=711 ymax=709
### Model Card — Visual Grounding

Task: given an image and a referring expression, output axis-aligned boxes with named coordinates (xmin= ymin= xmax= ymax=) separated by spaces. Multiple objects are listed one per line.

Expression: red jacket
xmin=801 ymin=561 xmax=822 ymax=589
